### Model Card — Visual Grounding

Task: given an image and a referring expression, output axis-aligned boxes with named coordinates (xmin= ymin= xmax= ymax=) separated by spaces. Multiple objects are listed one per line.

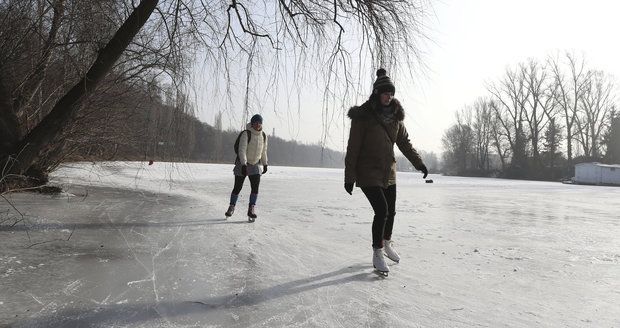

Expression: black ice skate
xmin=225 ymin=205 xmax=235 ymax=218
xmin=247 ymin=205 xmax=257 ymax=222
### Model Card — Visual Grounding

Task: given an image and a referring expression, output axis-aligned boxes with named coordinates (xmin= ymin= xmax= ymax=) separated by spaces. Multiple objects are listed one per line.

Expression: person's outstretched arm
xmin=396 ymin=123 xmax=427 ymax=177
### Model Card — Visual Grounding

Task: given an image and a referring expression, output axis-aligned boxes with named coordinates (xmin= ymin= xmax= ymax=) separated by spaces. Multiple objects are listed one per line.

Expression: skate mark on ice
xmin=189 ymin=264 xmax=376 ymax=309
xmin=18 ymin=264 xmax=378 ymax=327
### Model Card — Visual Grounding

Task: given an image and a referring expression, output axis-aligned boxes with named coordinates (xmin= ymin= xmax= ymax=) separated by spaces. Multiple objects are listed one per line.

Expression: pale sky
xmin=196 ymin=0 xmax=620 ymax=155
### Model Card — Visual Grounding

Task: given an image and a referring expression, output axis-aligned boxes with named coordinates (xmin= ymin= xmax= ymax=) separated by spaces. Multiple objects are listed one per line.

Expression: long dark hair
xmin=368 ymin=91 xmax=379 ymax=103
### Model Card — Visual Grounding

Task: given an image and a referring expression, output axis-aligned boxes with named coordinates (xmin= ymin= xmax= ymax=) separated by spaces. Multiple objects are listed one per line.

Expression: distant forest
xmin=441 ymin=54 xmax=620 ymax=181
xmin=192 ymin=121 xmax=346 ymax=168
xmin=68 ymin=105 xmax=439 ymax=172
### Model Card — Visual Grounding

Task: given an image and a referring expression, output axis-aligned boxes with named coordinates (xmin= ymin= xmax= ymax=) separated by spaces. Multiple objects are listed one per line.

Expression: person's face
xmin=251 ymin=121 xmax=262 ymax=131
xmin=379 ymin=91 xmax=394 ymax=106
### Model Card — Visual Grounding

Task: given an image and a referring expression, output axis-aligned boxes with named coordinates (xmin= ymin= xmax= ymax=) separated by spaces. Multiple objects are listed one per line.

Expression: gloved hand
xmin=262 ymin=165 xmax=268 ymax=174
xmin=241 ymin=165 xmax=247 ymax=176
xmin=418 ymin=164 xmax=428 ymax=179
xmin=344 ymin=182 xmax=354 ymax=195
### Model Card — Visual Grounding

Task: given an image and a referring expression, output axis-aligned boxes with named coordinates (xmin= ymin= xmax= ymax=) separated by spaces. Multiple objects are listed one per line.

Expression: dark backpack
xmin=234 ymin=130 xmax=266 ymax=156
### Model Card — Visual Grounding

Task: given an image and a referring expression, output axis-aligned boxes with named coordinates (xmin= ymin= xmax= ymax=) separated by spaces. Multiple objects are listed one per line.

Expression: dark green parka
xmin=344 ymin=98 xmax=424 ymax=188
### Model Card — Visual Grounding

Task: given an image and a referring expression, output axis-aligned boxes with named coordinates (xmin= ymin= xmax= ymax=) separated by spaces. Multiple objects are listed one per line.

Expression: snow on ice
xmin=1 ymin=162 xmax=619 ymax=327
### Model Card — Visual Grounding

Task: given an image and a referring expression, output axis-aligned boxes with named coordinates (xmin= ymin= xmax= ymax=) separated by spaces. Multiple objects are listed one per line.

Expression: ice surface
xmin=1 ymin=162 xmax=619 ymax=327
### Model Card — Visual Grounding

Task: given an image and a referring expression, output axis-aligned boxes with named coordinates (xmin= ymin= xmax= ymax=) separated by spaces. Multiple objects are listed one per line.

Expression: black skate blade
xmin=248 ymin=217 xmax=256 ymax=223
xmin=373 ymin=265 xmax=389 ymax=277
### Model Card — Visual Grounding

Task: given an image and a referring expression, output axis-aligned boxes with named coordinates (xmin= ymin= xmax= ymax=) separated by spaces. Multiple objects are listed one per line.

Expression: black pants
xmin=361 ymin=184 xmax=396 ymax=249
xmin=232 ymin=174 xmax=261 ymax=195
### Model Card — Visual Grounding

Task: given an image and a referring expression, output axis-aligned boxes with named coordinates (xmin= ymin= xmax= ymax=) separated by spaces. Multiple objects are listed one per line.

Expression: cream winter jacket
xmin=238 ymin=123 xmax=269 ymax=166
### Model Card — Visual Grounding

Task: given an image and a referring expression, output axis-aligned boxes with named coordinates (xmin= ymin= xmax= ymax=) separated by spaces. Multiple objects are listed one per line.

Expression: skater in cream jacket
xmin=225 ymin=114 xmax=269 ymax=221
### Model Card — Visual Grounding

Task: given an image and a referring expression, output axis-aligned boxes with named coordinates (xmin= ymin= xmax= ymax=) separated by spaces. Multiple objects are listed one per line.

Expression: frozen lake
xmin=2 ymin=162 xmax=619 ymax=327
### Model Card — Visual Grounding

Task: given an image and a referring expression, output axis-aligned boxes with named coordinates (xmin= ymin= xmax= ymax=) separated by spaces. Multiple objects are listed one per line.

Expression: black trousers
xmin=361 ymin=184 xmax=396 ymax=249
xmin=232 ymin=174 xmax=261 ymax=195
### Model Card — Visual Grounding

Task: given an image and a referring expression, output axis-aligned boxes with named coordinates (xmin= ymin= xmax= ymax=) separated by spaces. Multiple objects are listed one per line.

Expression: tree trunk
xmin=0 ymin=78 xmax=21 ymax=155
xmin=566 ymin=125 xmax=573 ymax=174
xmin=7 ymin=0 xmax=159 ymax=177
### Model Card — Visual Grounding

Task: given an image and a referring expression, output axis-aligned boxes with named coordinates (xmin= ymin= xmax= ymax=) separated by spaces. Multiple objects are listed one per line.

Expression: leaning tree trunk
xmin=0 ymin=79 xmax=22 ymax=156
xmin=6 ymin=0 xmax=159 ymax=179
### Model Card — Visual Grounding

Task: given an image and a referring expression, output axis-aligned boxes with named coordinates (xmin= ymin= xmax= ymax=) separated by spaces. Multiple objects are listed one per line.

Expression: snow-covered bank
xmin=2 ymin=162 xmax=619 ymax=327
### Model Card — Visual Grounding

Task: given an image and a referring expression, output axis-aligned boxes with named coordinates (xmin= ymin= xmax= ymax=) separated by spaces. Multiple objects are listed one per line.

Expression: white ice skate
xmin=384 ymin=239 xmax=400 ymax=263
xmin=373 ymin=248 xmax=390 ymax=276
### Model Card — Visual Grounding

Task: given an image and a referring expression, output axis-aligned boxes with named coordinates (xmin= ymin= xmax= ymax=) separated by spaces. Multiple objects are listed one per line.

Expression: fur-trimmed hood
xmin=347 ymin=98 xmax=405 ymax=121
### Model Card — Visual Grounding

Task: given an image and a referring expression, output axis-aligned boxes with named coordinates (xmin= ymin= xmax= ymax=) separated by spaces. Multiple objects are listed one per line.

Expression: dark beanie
xmin=373 ymin=68 xmax=395 ymax=94
xmin=250 ymin=114 xmax=263 ymax=124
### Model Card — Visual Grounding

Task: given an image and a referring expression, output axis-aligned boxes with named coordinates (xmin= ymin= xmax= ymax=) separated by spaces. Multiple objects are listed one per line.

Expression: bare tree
xmin=471 ymin=98 xmax=493 ymax=172
xmin=441 ymin=109 xmax=475 ymax=175
xmin=2 ymin=0 xmax=159 ymax=182
xmin=488 ymin=101 xmax=510 ymax=171
xmin=487 ymin=64 xmax=530 ymax=175
xmin=0 ymin=0 xmax=433 ymax=190
xmin=576 ymin=70 xmax=615 ymax=158
xmin=442 ymin=98 xmax=497 ymax=175
xmin=521 ymin=58 xmax=558 ymax=168
xmin=547 ymin=52 xmax=590 ymax=168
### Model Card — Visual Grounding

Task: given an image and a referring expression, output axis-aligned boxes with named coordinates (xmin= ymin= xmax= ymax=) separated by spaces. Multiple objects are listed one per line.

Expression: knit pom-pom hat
xmin=373 ymin=68 xmax=395 ymax=94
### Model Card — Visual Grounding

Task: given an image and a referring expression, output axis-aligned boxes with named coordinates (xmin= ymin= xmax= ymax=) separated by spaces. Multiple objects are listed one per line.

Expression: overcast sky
xmin=196 ymin=0 xmax=620 ymax=155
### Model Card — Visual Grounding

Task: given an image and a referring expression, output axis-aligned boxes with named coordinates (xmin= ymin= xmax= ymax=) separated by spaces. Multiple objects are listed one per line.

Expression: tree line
xmin=77 ymin=105 xmax=438 ymax=171
xmin=441 ymin=53 xmax=620 ymax=180
xmin=150 ymin=111 xmax=349 ymax=168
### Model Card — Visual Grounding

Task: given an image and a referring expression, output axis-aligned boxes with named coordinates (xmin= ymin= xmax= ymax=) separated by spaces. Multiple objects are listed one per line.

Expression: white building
xmin=574 ymin=162 xmax=620 ymax=185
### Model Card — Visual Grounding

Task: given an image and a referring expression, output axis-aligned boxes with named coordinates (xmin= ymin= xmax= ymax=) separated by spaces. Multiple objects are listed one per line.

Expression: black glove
xmin=418 ymin=164 xmax=428 ymax=179
xmin=262 ymin=165 xmax=268 ymax=174
xmin=344 ymin=183 xmax=354 ymax=195
xmin=241 ymin=165 xmax=247 ymax=176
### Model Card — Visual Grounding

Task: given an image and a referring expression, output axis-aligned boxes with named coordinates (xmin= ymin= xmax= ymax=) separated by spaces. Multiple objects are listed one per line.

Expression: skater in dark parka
xmin=225 ymin=114 xmax=269 ymax=222
xmin=344 ymin=69 xmax=428 ymax=275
